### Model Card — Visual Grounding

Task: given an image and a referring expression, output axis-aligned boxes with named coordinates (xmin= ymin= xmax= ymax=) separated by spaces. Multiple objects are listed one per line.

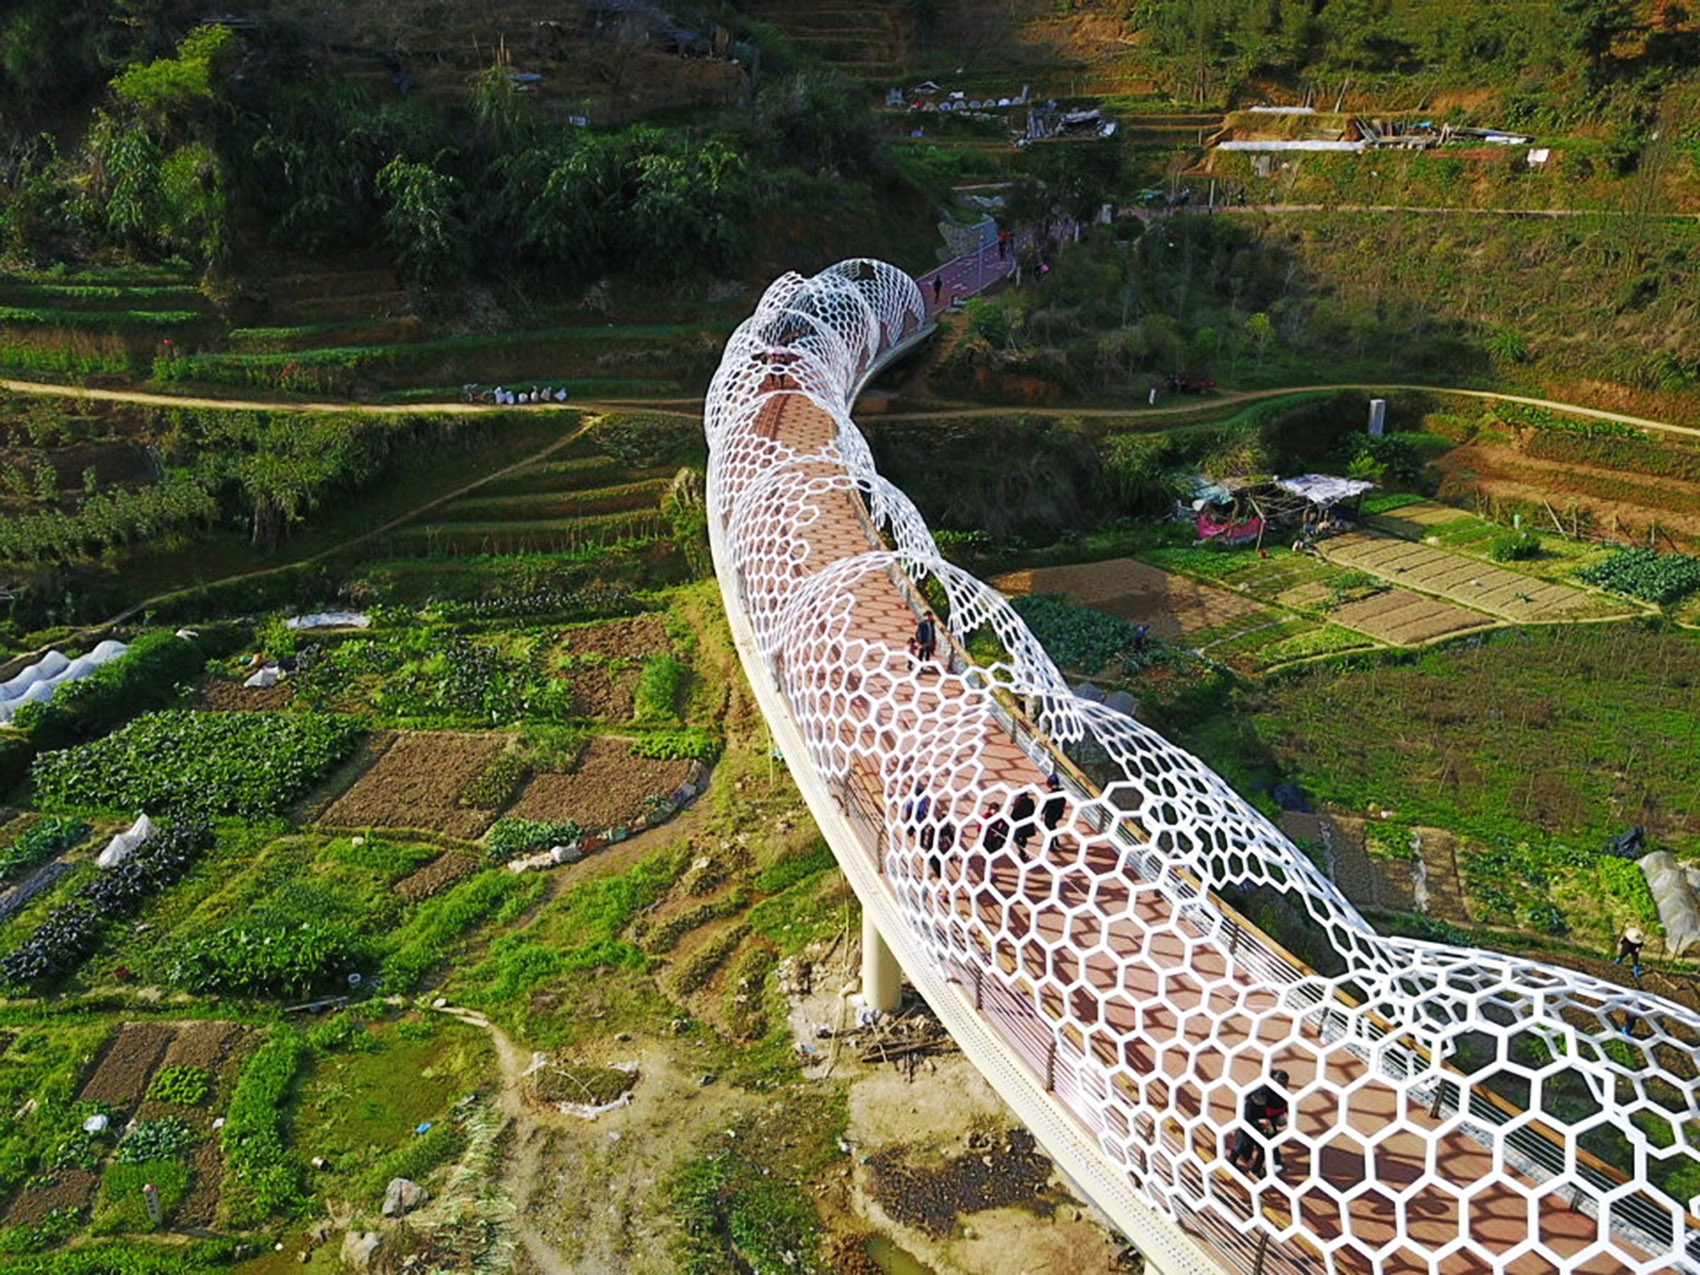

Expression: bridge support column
xmin=861 ymin=912 xmax=902 ymax=1013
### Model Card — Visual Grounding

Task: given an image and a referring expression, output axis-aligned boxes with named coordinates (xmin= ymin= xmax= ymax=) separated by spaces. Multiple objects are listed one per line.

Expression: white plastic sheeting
xmin=1640 ymin=851 xmax=1700 ymax=956
xmin=243 ymin=664 xmax=284 ymax=689
xmin=97 ymin=814 xmax=155 ymax=869
xmin=0 ymin=641 xmax=129 ymax=725
xmin=284 ymin=612 xmax=371 ymax=630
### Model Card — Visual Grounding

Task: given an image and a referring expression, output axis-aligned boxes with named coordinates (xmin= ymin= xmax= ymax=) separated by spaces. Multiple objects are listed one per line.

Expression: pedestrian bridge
xmin=703 ymin=260 xmax=1700 ymax=1275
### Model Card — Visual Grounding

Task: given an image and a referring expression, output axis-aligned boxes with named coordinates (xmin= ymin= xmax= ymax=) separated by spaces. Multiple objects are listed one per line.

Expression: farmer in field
xmin=1613 ymin=926 xmax=1646 ymax=980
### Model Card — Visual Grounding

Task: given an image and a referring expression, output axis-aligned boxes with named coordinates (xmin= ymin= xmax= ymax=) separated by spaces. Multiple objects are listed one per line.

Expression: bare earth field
xmin=1436 ymin=442 xmax=1700 ymax=549
xmin=318 ymin=731 xmax=509 ymax=840
xmin=395 ymin=851 xmax=484 ymax=903
xmin=991 ymin=558 xmax=1265 ymax=639
xmin=1321 ymin=529 xmax=1629 ymax=622
xmin=504 ymin=736 xmax=693 ymax=832
xmin=1329 ymin=588 xmax=1493 ymax=646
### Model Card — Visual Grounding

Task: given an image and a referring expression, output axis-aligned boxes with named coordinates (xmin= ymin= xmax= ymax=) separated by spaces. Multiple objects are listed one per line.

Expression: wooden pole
xmin=1253 ymin=1229 xmax=1273 ymax=1275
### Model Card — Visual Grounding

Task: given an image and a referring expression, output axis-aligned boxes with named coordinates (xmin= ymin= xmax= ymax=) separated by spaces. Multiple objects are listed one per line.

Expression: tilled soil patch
xmin=567 ymin=664 xmax=641 ymax=720
xmin=557 ymin=613 xmax=671 ymax=661
xmin=135 ymin=1021 xmax=246 ymax=1122
xmin=195 ymin=678 xmax=295 ymax=712
xmin=78 ymin=1021 xmax=177 ymax=1107
xmin=396 ymin=851 xmax=485 ymax=902
xmin=990 ymin=558 xmax=1264 ymax=639
xmin=867 ymin=1128 xmax=1058 ymax=1237
xmin=175 ymin=1138 xmax=223 ymax=1228
xmin=318 ymin=731 xmax=509 ymax=840
xmin=1 ymin=1169 xmax=98 ymax=1226
xmin=504 ymin=737 xmax=692 ymax=832
xmin=1329 ymin=589 xmax=1491 ymax=646
xmin=160 ymin=1020 xmax=247 ymax=1072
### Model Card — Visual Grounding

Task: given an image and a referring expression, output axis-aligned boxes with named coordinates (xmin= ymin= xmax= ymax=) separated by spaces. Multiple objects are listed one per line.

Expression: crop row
xmin=220 ymin=1028 xmax=306 ymax=1225
xmin=0 ymin=817 xmax=89 ymax=884
xmin=0 ymin=818 xmax=213 ymax=986
xmin=0 ymin=332 xmax=136 ymax=377
xmin=291 ymin=635 xmax=574 ymax=725
xmin=435 ymin=479 xmax=668 ymax=523
xmin=1578 ymin=548 xmax=1700 ymax=604
xmin=0 ymin=306 xmax=201 ymax=331
xmin=0 ymin=472 xmax=216 ymax=564
xmin=30 ymin=711 xmax=361 ymax=818
xmin=384 ymin=511 xmax=672 ymax=558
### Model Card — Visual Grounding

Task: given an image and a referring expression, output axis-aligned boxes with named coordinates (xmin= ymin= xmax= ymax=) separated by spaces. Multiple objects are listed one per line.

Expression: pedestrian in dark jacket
xmin=1228 ymin=1069 xmax=1290 ymax=1176
xmin=1011 ymin=789 xmax=1038 ymax=855
xmin=1041 ymin=772 xmax=1067 ymax=834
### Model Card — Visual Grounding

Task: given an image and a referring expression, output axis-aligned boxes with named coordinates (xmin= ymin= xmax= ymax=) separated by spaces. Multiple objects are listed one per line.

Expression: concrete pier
xmin=861 ymin=910 xmax=902 ymax=1012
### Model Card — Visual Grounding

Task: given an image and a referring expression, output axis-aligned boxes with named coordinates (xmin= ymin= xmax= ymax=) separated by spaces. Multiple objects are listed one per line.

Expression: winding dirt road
xmin=2 ymin=374 xmax=1694 ymax=669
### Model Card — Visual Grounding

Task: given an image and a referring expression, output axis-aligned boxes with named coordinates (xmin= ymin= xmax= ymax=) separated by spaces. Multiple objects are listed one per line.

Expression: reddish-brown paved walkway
xmin=733 ymin=389 xmax=1645 ymax=1274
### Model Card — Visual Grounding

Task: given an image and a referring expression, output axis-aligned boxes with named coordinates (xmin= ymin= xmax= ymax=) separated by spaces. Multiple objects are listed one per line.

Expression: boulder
xmin=382 ymin=1177 xmax=429 ymax=1217
xmin=341 ymin=1231 xmax=382 ymax=1270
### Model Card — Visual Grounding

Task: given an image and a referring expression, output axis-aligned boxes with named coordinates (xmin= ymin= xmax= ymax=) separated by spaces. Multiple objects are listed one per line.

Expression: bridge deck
xmin=745 ymin=388 xmax=1639 ymax=1275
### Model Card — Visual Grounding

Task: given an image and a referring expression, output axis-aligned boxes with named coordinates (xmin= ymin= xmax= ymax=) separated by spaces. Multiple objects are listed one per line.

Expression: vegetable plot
xmin=1578 ymin=548 xmax=1700 ymax=605
xmin=0 ymin=819 xmax=214 ymax=986
xmin=30 ymin=711 xmax=360 ymax=818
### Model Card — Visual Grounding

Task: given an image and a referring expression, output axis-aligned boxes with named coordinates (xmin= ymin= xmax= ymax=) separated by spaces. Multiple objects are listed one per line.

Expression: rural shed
xmin=1275 ymin=474 xmax=1375 ymax=511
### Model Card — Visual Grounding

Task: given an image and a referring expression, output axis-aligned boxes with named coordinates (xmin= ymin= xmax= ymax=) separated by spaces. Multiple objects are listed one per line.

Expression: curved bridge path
xmin=704 ymin=262 xmax=1700 ymax=1275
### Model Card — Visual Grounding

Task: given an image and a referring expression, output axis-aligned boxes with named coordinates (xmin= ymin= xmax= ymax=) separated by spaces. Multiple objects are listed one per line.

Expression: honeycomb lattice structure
xmin=705 ymin=260 xmax=1700 ymax=1275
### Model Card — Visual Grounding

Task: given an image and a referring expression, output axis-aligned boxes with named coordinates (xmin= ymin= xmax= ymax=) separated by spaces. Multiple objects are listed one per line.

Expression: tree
xmin=375 ymin=156 xmax=466 ymax=287
xmin=110 ymin=24 xmax=234 ymax=127
xmin=1562 ymin=0 xmax=1635 ymax=88
xmin=1247 ymin=311 xmax=1275 ymax=363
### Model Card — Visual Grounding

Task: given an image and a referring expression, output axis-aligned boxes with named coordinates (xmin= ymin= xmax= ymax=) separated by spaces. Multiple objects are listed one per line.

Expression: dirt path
xmin=10 ymin=371 xmax=1700 ymax=443
xmin=429 ymin=1003 xmax=577 ymax=1275
xmin=875 ymin=384 xmax=1700 ymax=442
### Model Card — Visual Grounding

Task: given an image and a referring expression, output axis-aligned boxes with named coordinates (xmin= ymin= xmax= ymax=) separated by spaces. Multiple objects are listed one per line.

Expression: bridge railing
xmin=709 ymin=258 xmax=1700 ymax=1275
xmin=812 ymin=341 xmax=1699 ymax=1270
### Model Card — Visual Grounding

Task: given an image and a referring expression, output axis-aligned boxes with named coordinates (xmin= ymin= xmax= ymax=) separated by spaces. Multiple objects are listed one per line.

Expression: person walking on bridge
xmin=1228 ymin=1069 xmax=1290 ymax=1177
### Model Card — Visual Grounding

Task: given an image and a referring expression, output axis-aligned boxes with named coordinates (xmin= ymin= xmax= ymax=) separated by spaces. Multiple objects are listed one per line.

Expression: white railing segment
xmin=704 ymin=260 xmax=1700 ymax=1275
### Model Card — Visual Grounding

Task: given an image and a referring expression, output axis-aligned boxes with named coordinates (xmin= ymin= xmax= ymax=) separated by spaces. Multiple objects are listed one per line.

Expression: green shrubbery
xmin=458 ymin=753 xmax=530 ymax=810
xmin=0 ymin=817 xmax=88 ymax=883
xmin=170 ymin=914 xmax=369 ymax=998
xmin=1598 ymin=857 xmax=1662 ymax=931
xmin=221 ymin=1028 xmax=306 ymax=1225
xmin=1488 ymin=529 xmax=1542 ymax=561
xmin=633 ymin=656 xmax=684 ymax=722
xmin=117 ymin=1118 xmax=198 ymax=1164
xmin=15 ymin=630 xmax=214 ymax=747
xmin=630 ymin=729 xmax=719 ymax=763
xmin=379 ymin=871 xmax=546 ymax=990
xmin=486 ymin=818 xmax=580 ymax=860
xmin=146 ymin=1065 xmax=211 ymax=1106
xmin=1009 ymin=592 xmax=1148 ymax=673
xmin=91 ymin=1162 xmax=189 ymax=1234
